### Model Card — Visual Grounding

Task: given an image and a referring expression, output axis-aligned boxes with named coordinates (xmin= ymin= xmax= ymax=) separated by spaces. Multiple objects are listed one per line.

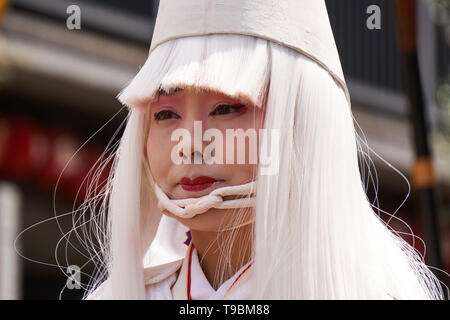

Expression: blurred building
xmin=0 ymin=0 xmax=448 ymax=299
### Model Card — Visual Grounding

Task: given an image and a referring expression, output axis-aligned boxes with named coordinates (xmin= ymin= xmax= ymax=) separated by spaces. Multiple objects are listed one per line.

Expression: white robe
xmin=86 ymin=242 xmax=252 ymax=300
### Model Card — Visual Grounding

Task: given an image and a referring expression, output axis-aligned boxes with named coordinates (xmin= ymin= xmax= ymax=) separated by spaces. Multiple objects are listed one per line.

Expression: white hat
xmin=149 ymin=0 xmax=350 ymax=105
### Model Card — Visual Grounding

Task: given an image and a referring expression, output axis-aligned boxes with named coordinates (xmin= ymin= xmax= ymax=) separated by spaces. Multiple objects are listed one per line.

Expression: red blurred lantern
xmin=33 ymin=126 xmax=82 ymax=192
xmin=61 ymin=144 xmax=113 ymax=204
xmin=0 ymin=114 xmax=113 ymax=206
xmin=0 ymin=115 xmax=49 ymax=181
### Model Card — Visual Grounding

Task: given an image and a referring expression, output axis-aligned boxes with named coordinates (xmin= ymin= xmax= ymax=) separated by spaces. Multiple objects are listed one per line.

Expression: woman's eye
xmin=210 ymin=104 xmax=246 ymax=116
xmin=154 ymin=110 xmax=181 ymax=121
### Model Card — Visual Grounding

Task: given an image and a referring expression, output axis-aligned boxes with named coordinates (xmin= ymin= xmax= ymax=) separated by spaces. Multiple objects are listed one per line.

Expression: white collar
xmin=190 ymin=247 xmax=252 ymax=300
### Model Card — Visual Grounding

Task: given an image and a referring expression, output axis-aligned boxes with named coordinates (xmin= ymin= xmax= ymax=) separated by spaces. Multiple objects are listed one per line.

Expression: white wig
xmin=81 ymin=33 xmax=444 ymax=299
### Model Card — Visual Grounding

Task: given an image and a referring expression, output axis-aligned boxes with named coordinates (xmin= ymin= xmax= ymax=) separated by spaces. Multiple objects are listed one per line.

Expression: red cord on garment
xmin=187 ymin=243 xmax=194 ymax=300
xmin=229 ymin=263 xmax=252 ymax=290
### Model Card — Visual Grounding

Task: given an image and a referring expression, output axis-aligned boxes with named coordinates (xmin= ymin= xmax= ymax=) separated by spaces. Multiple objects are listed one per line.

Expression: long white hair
xmin=81 ymin=33 xmax=444 ymax=299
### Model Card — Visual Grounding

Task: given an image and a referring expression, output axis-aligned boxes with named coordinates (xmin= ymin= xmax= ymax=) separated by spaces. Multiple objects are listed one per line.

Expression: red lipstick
xmin=180 ymin=176 xmax=218 ymax=192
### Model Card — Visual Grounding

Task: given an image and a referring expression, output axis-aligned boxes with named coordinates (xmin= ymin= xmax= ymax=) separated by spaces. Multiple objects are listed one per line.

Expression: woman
xmin=83 ymin=0 xmax=444 ymax=299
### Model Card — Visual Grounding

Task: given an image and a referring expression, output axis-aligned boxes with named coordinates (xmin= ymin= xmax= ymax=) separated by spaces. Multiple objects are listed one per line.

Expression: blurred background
xmin=0 ymin=0 xmax=448 ymax=299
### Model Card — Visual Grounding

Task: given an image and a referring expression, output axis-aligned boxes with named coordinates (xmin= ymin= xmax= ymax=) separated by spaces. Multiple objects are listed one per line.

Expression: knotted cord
xmin=154 ymin=181 xmax=257 ymax=219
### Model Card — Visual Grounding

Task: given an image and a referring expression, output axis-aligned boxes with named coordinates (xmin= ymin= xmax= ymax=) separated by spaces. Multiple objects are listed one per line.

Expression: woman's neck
xmin=190 ymin=223 xmax=253 ymax=290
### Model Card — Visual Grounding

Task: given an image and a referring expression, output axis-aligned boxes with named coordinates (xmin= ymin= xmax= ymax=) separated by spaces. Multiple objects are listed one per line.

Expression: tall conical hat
xmin=148 ymin=0 xmax=350 ymax=105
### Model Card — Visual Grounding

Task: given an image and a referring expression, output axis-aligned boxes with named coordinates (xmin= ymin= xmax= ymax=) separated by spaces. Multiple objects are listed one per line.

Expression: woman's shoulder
xmin=83 ymin=259 xmax=183 ymax=300
xmin=143 ymin=258 xmax=183 ymax=285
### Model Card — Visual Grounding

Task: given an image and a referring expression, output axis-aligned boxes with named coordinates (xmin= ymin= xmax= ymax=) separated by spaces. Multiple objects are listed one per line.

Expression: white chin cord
xmin=154 ymin=181 xmax=257 ymax=219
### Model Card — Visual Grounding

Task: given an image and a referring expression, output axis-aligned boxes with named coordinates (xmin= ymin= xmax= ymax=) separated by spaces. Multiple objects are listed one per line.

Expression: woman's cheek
xmin=147 ymin=132 xmax=164 ymax=179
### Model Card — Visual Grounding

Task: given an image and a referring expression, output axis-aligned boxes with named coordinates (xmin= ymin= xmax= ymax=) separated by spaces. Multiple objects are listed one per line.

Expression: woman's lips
xmin=179 ymin=176 xmax=221 ymax=192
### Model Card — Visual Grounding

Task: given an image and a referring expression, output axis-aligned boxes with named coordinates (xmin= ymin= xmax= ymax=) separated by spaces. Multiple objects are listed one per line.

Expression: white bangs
xmin=117 ymin=34 xmax=270 ymax=109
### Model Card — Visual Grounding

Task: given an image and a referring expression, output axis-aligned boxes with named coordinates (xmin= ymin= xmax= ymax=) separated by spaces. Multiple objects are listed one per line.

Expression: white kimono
xmin=86 ymin=216 xmax=252 ymax=300
xmin=84 ymin=215 xmax=398 ymax=300
xmin=86 ymin=242 xmax=252 ymax=300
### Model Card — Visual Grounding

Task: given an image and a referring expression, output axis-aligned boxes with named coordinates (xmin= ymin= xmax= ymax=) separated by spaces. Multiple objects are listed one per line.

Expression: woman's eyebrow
xmin=157 ymin=87 xmax=184 ymax=97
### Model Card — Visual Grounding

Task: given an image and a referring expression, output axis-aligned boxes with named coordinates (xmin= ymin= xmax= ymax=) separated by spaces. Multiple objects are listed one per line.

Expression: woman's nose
xmin=178 ymin=148 xmax=203 ymax=162
xmin=176 ymin=118 xmax=210 ymax=163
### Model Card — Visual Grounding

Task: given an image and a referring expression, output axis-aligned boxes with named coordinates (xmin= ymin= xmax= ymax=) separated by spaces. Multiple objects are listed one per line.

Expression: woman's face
xmin=146 ymin=86 xmax=265 ymax=231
